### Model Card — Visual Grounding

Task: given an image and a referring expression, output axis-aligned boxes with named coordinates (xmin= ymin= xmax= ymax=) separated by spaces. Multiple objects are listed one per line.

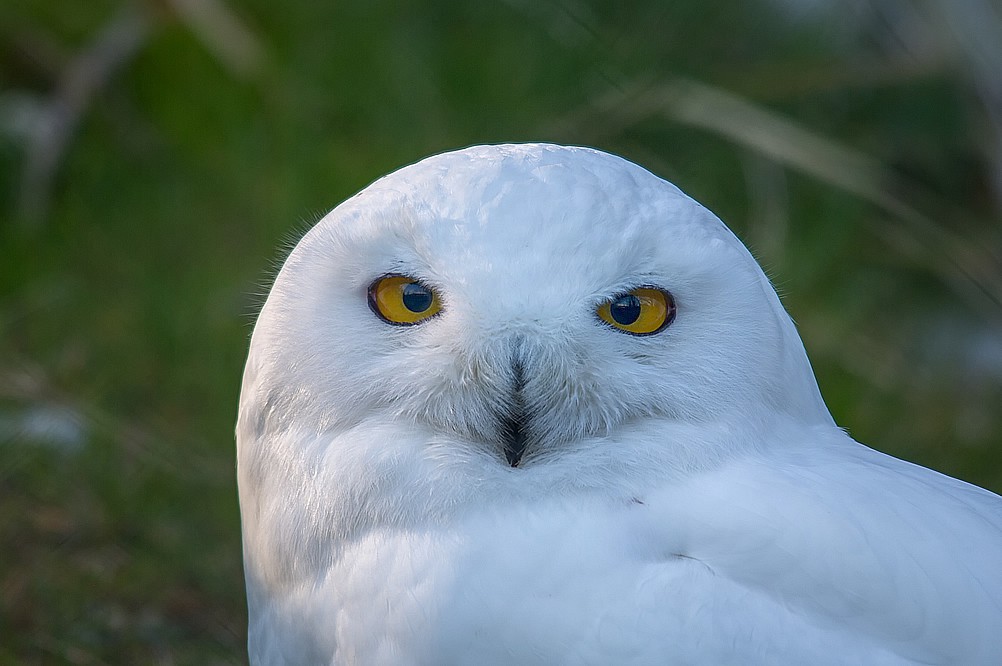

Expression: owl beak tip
xmin=502 ymin=417 xmax=528 ymax=467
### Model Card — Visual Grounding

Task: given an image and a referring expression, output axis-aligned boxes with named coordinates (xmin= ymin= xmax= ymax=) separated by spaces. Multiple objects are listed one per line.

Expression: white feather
xmin=237 ymin=144 xmax=1002 ymax=665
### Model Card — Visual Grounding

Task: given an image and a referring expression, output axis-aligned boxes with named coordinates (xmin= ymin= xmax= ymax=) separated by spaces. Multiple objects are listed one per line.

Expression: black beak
xmin=501 ymin=410 xmax=528 ymax=467
xmin=501 ymin=358 xmax=528 ymax=467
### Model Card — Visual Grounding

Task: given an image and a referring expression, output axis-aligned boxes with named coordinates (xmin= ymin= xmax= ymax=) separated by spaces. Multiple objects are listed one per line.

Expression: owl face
xmin=242 ymin=144 xmax=830 ymax=473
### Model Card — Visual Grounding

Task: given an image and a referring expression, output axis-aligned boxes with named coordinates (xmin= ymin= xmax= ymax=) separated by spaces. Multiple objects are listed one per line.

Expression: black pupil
xmin=610 ymin=294 xmax=641 ymax=325
xmin=401 ymin=282 xmax=433 ymax=312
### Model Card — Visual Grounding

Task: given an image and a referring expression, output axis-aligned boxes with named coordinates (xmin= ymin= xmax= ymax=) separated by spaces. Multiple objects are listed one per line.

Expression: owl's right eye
xmin=368 ymin=275 xmax=442 ymax=325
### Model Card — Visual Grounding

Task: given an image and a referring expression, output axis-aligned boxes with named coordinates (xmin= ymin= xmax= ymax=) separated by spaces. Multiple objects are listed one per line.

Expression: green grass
xmin=2 ymin=0 xmax=1000 ymax=662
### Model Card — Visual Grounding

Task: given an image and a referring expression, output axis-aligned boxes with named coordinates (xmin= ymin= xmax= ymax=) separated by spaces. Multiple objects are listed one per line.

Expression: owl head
xmin=237 ymin=144 xmax=833 ymax=589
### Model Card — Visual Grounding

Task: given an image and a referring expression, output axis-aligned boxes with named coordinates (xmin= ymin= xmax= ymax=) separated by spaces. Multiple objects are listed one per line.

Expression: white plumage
xmin=236 ymin=143 xmax=1002 ymax=665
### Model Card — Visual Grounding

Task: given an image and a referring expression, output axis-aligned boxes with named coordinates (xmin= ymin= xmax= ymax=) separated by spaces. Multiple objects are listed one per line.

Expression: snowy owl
xmin=236 ymin=143 xmax=1002 ymax=665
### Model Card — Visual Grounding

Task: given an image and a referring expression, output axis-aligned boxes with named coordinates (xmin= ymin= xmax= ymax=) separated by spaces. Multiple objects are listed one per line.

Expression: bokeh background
xmin=2 ymin=0 xmax=1001 ymax=662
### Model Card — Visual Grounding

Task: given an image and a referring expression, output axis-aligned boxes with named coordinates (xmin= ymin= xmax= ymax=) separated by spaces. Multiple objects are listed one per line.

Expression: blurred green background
xmin=2 ymin=0 xmax=1000 ymax=662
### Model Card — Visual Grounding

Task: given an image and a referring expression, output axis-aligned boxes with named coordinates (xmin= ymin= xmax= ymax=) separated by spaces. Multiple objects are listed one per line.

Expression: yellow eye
xmin=368 ymin=275 xmax=442 ymax=325
xmin=597 ymin=287 xmax=675 ymax=336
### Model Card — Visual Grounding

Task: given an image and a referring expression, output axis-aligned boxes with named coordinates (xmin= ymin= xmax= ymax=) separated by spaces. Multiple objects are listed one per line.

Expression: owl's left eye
xmin=597 ymin=287 xmax=675 ymax=335
xmin=368 ymin=275 xmax=442 ymax=325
